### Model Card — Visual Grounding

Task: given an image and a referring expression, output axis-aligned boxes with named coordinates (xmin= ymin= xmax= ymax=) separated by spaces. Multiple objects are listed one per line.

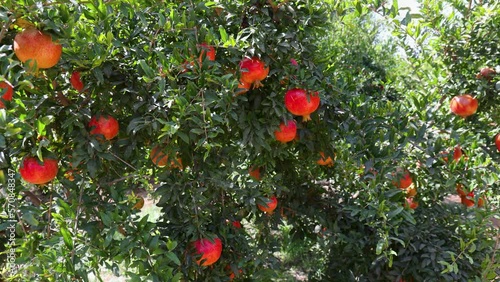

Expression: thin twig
xmin=0 ymin=15 xmax=15 ymax=44
xmin=47 ymin=187 xmax=53 ymax=238
xmin=109 ymin=151 xmax=136 ymax=170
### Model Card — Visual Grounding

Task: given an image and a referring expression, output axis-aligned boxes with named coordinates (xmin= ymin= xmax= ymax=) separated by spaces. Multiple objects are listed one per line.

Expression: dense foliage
xmin=0 ymin=0 xmax=498 ymax=281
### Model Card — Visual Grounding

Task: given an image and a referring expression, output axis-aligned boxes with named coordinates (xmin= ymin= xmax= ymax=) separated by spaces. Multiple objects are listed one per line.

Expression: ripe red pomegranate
xmin=70 ymin=71 xmax=84 ymax=91
xmin=450 ymin=95 xmax=478 ymax=118
xmin=232 ymin=221 xmax=242 ymax=229
xmin=13 ymin=28 xmax=62 ymax=69
xmin=89 ymin=114 xmax=119 ymax=140
xmin=460 ymin=190 xmax=485 ymax=208
xmin=495 ymin=134 xmax=500 ymax=152
xmin=452 ymin=146 xmax=463 ymax=162
xmin=0 ymin=81 xmax=14 ymax=109
xmin=476 ymin=67 xmax=496 ymax=80
xmin=392 ymin=169 xmax=413 ymax=189
xmin=239 ymin=57 xmax=269 ymax=88
xmin=284 ymin=88 xmax=320 ymax=122
xmin=236 ymin=79 xmax=251 ymax=95
xmin=249 ymin=166 xmax=262 ymax=181
xmin=192 ymin=237 xmax=223 ymax=266
xmin=19 ymin=156 xmax=58 ymax=184
xmin=258 ymin=196 xmax=278 ymax=213
xmin=274 ymin=120 xmax=297 ymax=143
xmin=198 ymin=43 xmax=216 ymax=62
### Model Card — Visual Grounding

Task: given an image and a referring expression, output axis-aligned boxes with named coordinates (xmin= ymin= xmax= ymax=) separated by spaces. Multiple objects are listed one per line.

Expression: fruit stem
xmin=302 ymin=114 xmax=312 ymax=122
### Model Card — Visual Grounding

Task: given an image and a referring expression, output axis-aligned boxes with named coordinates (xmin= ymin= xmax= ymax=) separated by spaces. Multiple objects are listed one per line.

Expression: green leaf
xmin=387 ymin=206 xmax=404 ymax=219
xmin=60 ymin=227 xmax=74 ymax=249
xmin=166 ymin=239 xmax=177 ymax=251
xmin=219 ymin=26 xmax=228 ymax=43
xmin=166 ymin=252 xmax=181 ymax=266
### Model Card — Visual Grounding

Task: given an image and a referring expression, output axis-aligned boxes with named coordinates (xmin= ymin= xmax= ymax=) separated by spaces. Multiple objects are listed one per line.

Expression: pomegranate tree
xmin=284 ymin=88 xmax=320 ymax=122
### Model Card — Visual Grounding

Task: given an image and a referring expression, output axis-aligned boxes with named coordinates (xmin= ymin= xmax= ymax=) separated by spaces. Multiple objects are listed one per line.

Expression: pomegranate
xmin=13 ymin=28 xmax=62 ymax=69
xmin=450 ymin=95 xmax=478 ymax=118
xmin=284 ymin=88 xmax=320 ymax=122
xmin=0 ymin=81 xmax=14 ymax=109
xmin=239 ymin=57 xmax=269 ymax=88
xmin=477 ymin=67 xmax=496 ymax=80
xmin=495 ymin=134 xmax=500 ymax=152
xmin=132 ymin=196 xmax=145 ymax=210
xmin=89 ymin=115 xmax=119 ymax=140
xmin=198 ymin=43 xmax=216 ymax=62
xmin=442 ymin=146 xmax=464 ymax=163
xmin=192 ymin=237 xmax=223 ymax=266
xmin=150 ymin=146 xmax=183 ymax=169
xmin=232 ymin=221 xmax=242 ymax=229
xmin=459 ymin=190 xmax=485 ymax=208
xmin=70 ymin=71 xmax=84 ymax=91
xmin=249 ymin=166 xmax=262 ymax=181
xmin=274 ymin=120 xmax=297 ymax=143
xmin=316 ymin=152 xmax=334 ymax=167
xmin=392 ymin=169 xmax=413 ymax=189
xmin=226 ymin=264 xmax=243 ymax=281
xmin=236 ymin=79 xmax=251 ymax=95
xmin=258 ymin=196 xmax=278 ymax=213
xmin=19 ymin=156 xmax=59 ymax=185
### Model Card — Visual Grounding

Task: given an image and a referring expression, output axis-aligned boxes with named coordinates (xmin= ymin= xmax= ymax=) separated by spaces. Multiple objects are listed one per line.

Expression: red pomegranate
xmin=19 ymin=156 xmax=59 ymax=185
xmin=392 ymin=169 xmax=413 ymax=189
xmin=452 ymin=146 xmax=463 ymax=162
xmin=450 ymin=95 xmax=478 ymax=118
xmin=193 ymin=237 xmax=223 ymax=266
xmin=150 ymin=146 xmax=183 ymax=169
xmin=459 ymin=190 xmax=485 ymax=208
xmin=13 ymin=28 xmax=62 ymax=69
xmin=284 ymin=88 xmax=320 ymax=122
xmin=236 ymin=79 xmax=251 ymax=95
xmin=232 ymin=221 xmax=242 ymax=229
xmin=258 ymin=196 xmax=278 ymax=213
xmin=477 ymin=67 xmax=496 ymax=80
xmin=70 ymin=71 xmax=84 ymax=91
xmin=0 ymin=81 xmax=14 ymax=109
xmin=239 ymin=57 xmax=269 ymax=88
xmin=89 ymin=114 xmax=119 ymax=140
xmin=274 ymin=120 xmax=297 ymax=143
xmin=249 ymin=166 xmax=262 ymax=181
xmin=199 ymin=43 xmax=216 ymax=62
